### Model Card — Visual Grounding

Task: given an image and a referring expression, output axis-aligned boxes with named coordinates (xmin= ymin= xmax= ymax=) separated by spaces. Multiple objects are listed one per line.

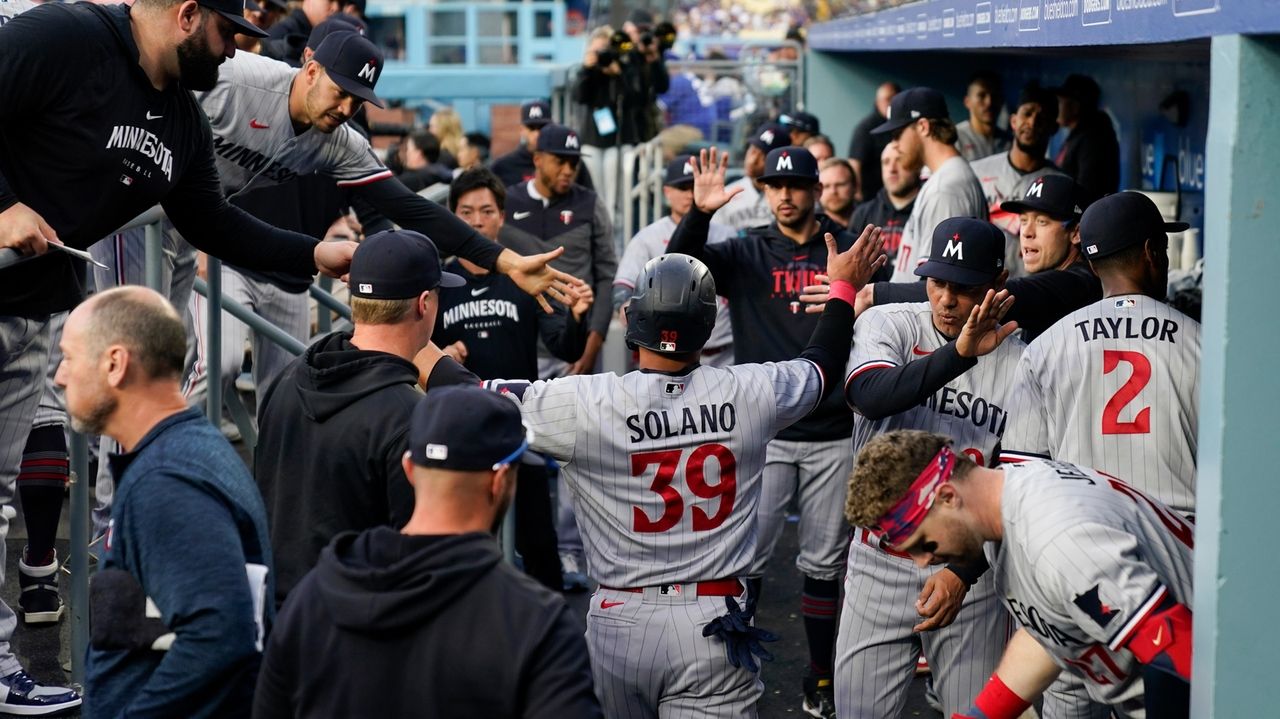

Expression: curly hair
xmin=844 ymin=430 xmax=973 ymax=527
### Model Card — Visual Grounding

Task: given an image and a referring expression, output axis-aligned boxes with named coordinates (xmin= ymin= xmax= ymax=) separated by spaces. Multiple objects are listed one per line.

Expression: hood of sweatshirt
xmin=294 ymin=332 xmax=420 ymax=422
xmin=313 ymin=527 xmax=503 ymax=632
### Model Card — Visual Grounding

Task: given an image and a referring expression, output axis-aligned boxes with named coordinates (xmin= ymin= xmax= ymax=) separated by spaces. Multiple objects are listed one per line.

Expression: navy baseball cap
xmin=664 ymin=154 xmax=696 ymax=188
xmin=1000 ymin=175 xmax=1090 ymax=223
xmin=1079 ymin=192 xmax=1189 ymax=260
xmin=914 ymin=217 xmax=1006 ymax=285
xmin=521 ymin=100 xmax=552 ymax=128
xmin=748 ymin=122 xmax=791 ymax=154
xmin=349 ymin=230 xmax=465 ymax=299
xmin=535 ymin=123 xmax=582 ymax=157
xmin=780 ymin=111 xmax=820 ymax=135
xmin=198 ymin=0 xmax=268 ymax=37
xmin=312 ymin=31 xmax=385 ymax=108
xmin=408 ymin=386 xmax=531 ymax=471
xmin=871 ymin=87 xmax=950 ymax=135
xmin=759 ymin=146 xmax=819 ymax=185
xmin=306 ymin=15 xmax=367 ymax=51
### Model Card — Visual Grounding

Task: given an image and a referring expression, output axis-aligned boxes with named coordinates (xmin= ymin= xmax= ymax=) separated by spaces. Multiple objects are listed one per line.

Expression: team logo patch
xmin=565 ymin=133 xmax=580 ymax=149
xmin=1114 ymin=298 xmax=1136 ymax=309
xmin=760 ymin=129 xmax=775 ymax=144
xmin=527 ymin=105 xmax=544 ymax=119
xmin=560 ymin=210 xmax=574 ymax=224
xmin=358 ymin=283 xmax=373 ymax=293
xmin=1072 ymin=584 xmax=1119 ymax=628
xmin=775 ymin=151 xmax=793 ymax=171
xmin=682 ymin=161 xmax=694 ymax=176
xmin=1086 ymin=244 xmax=1099 ymax=255
xmin=658 ymin=584 xmax=682 ymax=596
xmin=424 ymin=444 xmax=449 ymax=460
xmin=119 ymin=175 xmax=134 ymax=186
xmin=357 ymin=59 xmax=378 ymax=83
xmin=1026 ymin=179 xmax=1044 ymax=198
xmin=664 ymin=382 xmax=685 ymax=396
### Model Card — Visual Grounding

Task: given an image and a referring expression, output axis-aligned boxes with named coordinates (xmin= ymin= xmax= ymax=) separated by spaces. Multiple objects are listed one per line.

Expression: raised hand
xmin=824 ymin=224 xmax=887 ymax=291
xmin=955 ymin=289 xmax=1018 ymax=358
xmin=690 ymin=147 xmax=743 ymax=214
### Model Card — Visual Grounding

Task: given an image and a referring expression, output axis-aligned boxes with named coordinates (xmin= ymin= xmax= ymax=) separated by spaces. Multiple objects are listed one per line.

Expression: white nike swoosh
xmin=145 ymin=111 xmax=163 ymax=120
xmin=471 ymin=287 xmax=490 ymax=296
xmin=513 ymin=211 xmax=532 ymax=220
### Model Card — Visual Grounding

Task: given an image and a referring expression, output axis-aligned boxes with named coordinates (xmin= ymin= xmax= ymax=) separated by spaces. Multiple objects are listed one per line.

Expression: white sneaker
xmin=0 ymin=670 xmax=81 ymax=716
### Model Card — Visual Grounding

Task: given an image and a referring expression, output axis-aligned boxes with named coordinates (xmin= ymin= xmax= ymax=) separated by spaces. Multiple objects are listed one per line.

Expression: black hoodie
xmin=253 ymin=528 xmax=602 ymax=719
xmin=255 ymin=332 xmax=426 ymax=606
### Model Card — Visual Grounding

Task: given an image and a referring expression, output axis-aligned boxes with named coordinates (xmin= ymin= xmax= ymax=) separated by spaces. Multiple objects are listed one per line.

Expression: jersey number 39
xmin=631 ymin=444 xmax=737 ymax=533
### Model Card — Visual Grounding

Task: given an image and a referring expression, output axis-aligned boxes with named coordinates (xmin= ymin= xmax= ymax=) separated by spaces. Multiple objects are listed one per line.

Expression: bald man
xmin=58 ymin=287 xmax=272 ymax=717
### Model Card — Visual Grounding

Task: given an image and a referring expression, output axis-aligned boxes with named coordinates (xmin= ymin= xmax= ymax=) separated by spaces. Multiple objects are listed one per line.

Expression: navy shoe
xmin=0 ymin=671 xmax=81 ymax=716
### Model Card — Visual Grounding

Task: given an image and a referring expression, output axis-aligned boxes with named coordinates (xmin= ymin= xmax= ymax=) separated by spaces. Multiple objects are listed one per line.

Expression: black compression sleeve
xmin=665 ymin=205 xmax=712 ymax=257
xmin=845 ymin=343 xmax=977 ymax=420
xmin=945 ymin=554 xmax=990 ymax=586
xmin=798 ymin=297 xmax=856 ymax=402
xmin=871 ymin=281 xmax=929 ymax=306
xmin=426 ymin=354 xmax=481 ymax=390
xmin=355 ymin=178 xmax=503 ymax=270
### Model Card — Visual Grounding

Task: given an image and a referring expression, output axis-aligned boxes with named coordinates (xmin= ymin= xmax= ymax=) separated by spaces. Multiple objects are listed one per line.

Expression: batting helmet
xmin=624 ymin=254 xmax=717 ymax=354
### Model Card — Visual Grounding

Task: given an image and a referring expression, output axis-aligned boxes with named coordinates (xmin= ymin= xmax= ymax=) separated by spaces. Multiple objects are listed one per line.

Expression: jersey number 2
xmin=631 ymin=444 xmax=737 ymax=533
xmin=1101 ymin=350 xmax=1151 ymax=435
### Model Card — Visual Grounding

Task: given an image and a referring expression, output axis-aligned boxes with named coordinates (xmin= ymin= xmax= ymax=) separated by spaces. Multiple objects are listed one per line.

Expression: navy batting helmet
xmin=624 ymin=254 xmax=717 ymax=354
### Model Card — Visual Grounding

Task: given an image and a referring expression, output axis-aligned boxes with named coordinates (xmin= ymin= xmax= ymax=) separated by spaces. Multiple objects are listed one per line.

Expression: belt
xmin=602 ymin=577 xmax=744 ymax=597
xmin=859 ymin=527 xmax=912 ymax=560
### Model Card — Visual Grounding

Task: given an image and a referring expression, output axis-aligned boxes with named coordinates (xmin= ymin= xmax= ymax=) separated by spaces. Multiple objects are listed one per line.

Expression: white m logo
xmin=1026 ymin=181 xmax=1043 ymax=198
xmin=776 ymin=154 xmax=793 ymax=171
xmin=565 ymin=134 xmax=580 ymax=149
xmin=357 ymin=62 xmax=377 ymax=82
xmin=760 ymin=130 xmax=775 ymax=144
xmin=528 ymin=105 xmax=543 ymax=119
xmin=682 ymin=161 xmax=694 ymax=175
xmin=942 ymin=239 xmax=964 ymax=260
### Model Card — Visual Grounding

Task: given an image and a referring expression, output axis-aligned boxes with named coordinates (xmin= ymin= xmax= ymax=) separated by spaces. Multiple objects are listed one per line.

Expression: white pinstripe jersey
xmin=846 ymin=303 xmax=1025 ymax=469
xmin=495 ymin=361 xmax=825 ymax=587
xmin=613 ymin=216 xmax=735 ymax=350
xmin=1000 ymin=294 xmax=1199 ymax=514
xmin=988 ymin=460 xmax=1194 ymax=713
xmin=195 ymin=52 xmax=391 ymax=196
xmin=0 ymin=0 xmax=36 ymax=26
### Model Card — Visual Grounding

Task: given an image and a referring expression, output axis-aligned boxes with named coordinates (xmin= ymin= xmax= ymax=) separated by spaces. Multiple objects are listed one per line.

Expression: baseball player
xmin=999 ymin=191 xmax=1198 ymax=509
xmin=999 ymin=192 xmax=1200 ymax=719
xmin=836 ymin=218 xmax=1025 ymax=718
xmin=873 ymin=87 xmax=988 ymax=282
xmin=490 ymin=99 xmax=596 ymax=190
xmin=968 ymin=83 xmax=1064 ymax=278
xmin=668 ymin=146 xmax=860 ymax=716
xmin=484 ymin=226 xmax=887 ymax=718
xmin=711 ymin=122 xmax=792 ymax=231
xmin=855 ymin=175 xmax=1102 ymax=343
xmin=613 ymin=154 xmax=736 ymax=368
xmin=847 ymin=430 xmax=1194 ymax=719
xmin=197 ymin=30 xmax=578 ymax=309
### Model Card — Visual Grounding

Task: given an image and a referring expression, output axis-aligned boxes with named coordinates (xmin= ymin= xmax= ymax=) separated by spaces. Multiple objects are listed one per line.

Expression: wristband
xmin=973 ymin=673 xmax=1031 ymax=719
xmin=828 ymin=279 xmax=858 ymax=306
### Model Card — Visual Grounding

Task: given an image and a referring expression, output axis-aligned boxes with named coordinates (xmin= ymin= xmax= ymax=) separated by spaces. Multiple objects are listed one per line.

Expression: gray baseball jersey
xmin=889 ymin=156 xmax=988 ymax=282
xmin=989 ymin=459 xmax=1195 ymax=716
xmin=196 ymin=52 xmax=391 ymax=197
xmin=491 ymin=360 xmax=825 ymax=718
xmin=955 ymin=121 xmax=1011 ymax=163
xmin=614 ymin=216 xmax=735 ymax=354
xmin=711 ymin=177 xmax=771 ymax=231
xmin=999 ymin=295 xmax=1200 ymax=514
xmin=499 ymin=360 xmax=824 ymax=587
xmin=835 ymin=302 xmax=1024 ymax=717
xmin=969 ymin=153 xmax=1065 ymax=278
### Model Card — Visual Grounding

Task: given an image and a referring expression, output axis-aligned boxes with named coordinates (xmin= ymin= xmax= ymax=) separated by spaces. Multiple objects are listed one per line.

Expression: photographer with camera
xmin=574 ymin=11 xmax=672 ymax=216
